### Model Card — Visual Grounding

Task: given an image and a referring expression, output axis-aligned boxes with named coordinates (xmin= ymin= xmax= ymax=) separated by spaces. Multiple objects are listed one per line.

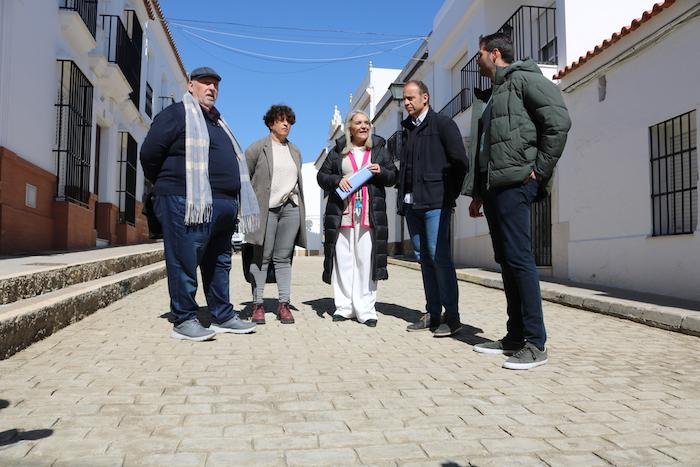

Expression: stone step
xmin=0 ymin=261 xmax=166 ymax=359
xmin=0 ymin=245 xmax=164 ymax=304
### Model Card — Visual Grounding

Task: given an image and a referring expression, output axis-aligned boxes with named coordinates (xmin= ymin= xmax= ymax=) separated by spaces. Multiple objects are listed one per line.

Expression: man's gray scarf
xmin=183 ymin=92 xmax=260 ymax=232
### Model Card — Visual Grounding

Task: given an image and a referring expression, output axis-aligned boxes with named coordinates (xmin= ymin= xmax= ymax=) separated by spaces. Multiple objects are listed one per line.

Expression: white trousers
xmin=331 ymin=225 xmax=378 ymax=323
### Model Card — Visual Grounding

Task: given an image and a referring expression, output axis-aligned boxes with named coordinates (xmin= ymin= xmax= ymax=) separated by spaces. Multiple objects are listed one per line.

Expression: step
xmin=0 ymin=245 xmax=164 ymax=304
xmin=0 ymin=261 xmax=166 ymax=359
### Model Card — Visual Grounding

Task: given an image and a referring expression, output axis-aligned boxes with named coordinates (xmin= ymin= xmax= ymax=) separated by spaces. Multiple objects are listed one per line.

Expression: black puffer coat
xmin=317 ymin=134 xmax=398 ymax=284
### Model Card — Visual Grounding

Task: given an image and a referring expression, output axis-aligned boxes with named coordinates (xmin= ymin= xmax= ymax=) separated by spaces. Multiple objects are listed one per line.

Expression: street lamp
xmin=388 ymin=81 xmax=406 ymax=256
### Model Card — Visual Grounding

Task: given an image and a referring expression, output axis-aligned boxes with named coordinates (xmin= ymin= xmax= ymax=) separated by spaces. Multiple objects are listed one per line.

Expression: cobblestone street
xmin=1 ymin=256 xmax=699 ymax=466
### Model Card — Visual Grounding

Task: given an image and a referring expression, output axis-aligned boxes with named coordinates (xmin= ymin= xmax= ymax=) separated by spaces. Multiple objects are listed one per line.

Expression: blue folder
xmin=335 ymin=166 xmax=374 ymax=200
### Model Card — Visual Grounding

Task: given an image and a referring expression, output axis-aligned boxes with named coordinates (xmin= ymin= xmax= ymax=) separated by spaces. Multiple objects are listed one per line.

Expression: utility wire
xmin=165 ymin=17 xmax=424 ymax=37
xmin=170 ymin=22 xmax=427 ymax=46
xmin=179 ymin=28 xmax=423 ymax=63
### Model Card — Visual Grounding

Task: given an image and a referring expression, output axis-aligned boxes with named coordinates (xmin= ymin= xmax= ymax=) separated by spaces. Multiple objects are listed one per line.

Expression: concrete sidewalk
xmin=389 ymin=258 xmax=700 ymax=337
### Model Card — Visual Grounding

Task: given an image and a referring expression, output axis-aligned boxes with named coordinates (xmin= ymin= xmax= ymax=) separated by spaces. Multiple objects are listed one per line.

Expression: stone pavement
xmin=1 ymin=256 xmax=699 ymax=466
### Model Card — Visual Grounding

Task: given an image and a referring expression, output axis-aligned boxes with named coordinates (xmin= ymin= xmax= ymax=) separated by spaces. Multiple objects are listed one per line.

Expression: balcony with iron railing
xmin=439 ymin=5 xmax=558 ymax=119
xmin=100 ymin=13 xmax=142 ymax=109
xmin=58 ymin=0 xmax=98 ymax=54
xmin=60 ymin=0 xmax=97 ymax=38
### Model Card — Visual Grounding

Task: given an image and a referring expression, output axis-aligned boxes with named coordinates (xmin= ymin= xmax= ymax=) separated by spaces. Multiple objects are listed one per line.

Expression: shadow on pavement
xmin=375 ymin=302 xmax=423 ymax=323
xmin=451 ymin=324 xmax=491 ymax=346
xmin=0 ymin=399 xmax=53 ymax=448
xmin=302 ymin=298 xmax=335 ymax=318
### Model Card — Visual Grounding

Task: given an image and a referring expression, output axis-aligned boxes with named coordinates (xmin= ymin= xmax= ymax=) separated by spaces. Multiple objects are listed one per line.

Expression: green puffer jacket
xmin=462 ymin=59 xmax=571 ymax=199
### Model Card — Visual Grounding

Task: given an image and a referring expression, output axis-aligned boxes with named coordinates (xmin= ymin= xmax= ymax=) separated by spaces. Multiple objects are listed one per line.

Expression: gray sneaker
xmin=406 ymin=314 xmax=431 ymax=332
xmin=209 ymin=315 xmax=256 ymax=334
xmin=171 ymin=318 xmax=216 ymax=342
xmin=502 ymin=342 xmax=548 ymax=370
xmin=473 ymin=339 xmax=524 ymax=356
xmin=433 ymin=321 xmax=463 ymax=337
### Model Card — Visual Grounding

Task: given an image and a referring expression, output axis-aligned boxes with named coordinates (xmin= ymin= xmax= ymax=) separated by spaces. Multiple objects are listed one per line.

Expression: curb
xmin=0 ymin=249 xmax=164 ymax=304
xmin=0 ymin=263 xmax=166 ymax=360
xmin=388 ymin=257 xmax=700 ymax=337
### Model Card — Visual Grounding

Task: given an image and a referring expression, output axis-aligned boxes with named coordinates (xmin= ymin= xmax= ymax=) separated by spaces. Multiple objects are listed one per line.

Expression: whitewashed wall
xmin=559 ymin=2 xmax=700 ymax=300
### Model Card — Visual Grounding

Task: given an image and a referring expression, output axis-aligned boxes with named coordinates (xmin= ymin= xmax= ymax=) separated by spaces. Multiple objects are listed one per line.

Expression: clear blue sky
xmin=160 ymin=1 xmax=443 ymax=163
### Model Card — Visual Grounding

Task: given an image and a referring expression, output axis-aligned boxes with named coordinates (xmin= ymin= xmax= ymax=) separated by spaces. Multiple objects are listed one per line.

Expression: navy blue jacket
xmin=396 ymin=108 xmax=468 ymax=213
xmin=140 ymin=101 xmax=240 ymax=198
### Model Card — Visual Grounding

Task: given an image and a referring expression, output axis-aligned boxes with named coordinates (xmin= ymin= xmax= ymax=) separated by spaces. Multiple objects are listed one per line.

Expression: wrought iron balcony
xmin=438 ymin=88 xmax=470 ymax=120
xmin=60 ymin=0 xmax=97 ymax=39
xmin=499 ymin=5 xmax=557 ymax=65
xmin=452 ymin=5 xmax=557 ymax=116
xmin=100 ymin=12 xmax=142 ymax=109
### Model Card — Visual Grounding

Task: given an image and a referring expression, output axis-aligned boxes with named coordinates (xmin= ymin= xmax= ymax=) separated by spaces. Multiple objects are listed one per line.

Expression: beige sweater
xmin=269 ymin=140 xmax=299 ymax=208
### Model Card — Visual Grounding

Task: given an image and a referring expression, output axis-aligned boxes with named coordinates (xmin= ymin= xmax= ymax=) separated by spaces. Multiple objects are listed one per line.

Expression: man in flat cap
xmin=141 ymin=66 xmax=260 ymax=341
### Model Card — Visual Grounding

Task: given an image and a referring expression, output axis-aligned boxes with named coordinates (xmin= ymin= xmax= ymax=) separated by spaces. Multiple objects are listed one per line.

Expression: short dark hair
xmin=405 ymin=79 xmax=430 ymax=98
xmin=479 ymin=32 xmax=514 ymax=64
xmin=263 ymin=104 xmax=296 ymax=128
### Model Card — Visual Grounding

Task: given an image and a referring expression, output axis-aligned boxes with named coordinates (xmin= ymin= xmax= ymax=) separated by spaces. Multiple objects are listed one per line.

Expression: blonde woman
xmin=317 ymin=110 xmax=397 ymax=326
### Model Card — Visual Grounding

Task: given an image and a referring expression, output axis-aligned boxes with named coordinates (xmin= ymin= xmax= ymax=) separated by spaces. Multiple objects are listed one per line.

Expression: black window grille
xmin=460 ymin=52 xmax=493 ymax=111
xmin=117 ymin=132 xmax=137 ymax=225
xmin=650 ymin=110 xmax=698 ymax=236
xmin=100 ymin=12 xmax=142 ymax=108
xmin=531 ymin=195 xmax=552 ymax=267
xmin=54 ymin=60 xmax=93 ymax=205
xmin=59 ymin=0 xmax=97 ymax=39
xmin=499 ymin=6 xmax=557 ymax=65
xmin=145 ymin=82 xmax=153 ymax=118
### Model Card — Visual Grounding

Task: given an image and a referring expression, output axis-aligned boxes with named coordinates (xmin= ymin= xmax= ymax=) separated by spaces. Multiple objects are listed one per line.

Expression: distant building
xmin=0 ymin=0 xmax=192 ymax=254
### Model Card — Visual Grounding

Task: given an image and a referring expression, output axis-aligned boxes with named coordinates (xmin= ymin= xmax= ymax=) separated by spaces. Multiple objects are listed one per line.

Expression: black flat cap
xmin=189 ymin=66 xmax=222 ymax=82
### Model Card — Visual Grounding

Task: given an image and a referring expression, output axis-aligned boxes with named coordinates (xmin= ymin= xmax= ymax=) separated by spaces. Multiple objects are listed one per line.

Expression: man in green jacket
xmin=464 ymin=32 xmax=571 ymax=370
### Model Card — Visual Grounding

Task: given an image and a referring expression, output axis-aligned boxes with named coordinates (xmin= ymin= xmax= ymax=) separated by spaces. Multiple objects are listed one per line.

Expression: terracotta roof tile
xmin=553 ymin=0 xmax=676 ymax=79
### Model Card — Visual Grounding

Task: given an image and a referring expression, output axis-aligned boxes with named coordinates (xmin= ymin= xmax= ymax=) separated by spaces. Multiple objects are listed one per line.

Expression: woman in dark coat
xmin=317 ymin=110 xmax=397 ymax=326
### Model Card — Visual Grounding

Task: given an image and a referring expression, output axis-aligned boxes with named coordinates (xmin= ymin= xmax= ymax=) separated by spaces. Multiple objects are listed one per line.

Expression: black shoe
xmin=332 ymin=314 xmax=348 ymax=322
xmin=364 ymin=319 xmax=377 ymax=327
xmin=433 ymin=321 xmax=463 ymax=337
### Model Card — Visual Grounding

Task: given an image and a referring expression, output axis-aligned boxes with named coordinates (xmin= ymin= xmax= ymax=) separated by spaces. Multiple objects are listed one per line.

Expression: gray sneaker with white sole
xmin=502 ymin=342 xmax=548 ymax=370
xmin=209 ymin=314 xmax=257 ymax=334
xmin=171 ymin=318 xmax=216 ymax=342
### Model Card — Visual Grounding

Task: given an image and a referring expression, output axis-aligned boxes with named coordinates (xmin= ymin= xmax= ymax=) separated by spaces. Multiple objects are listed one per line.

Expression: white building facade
xmin=350 ymin=0 xmax=699 ymax=301
xmin=0 ymin=0 xmax=187 ymax=254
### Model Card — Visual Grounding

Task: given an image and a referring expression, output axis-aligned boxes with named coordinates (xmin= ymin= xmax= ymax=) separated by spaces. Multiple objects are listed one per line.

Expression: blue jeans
xmin=154 ymin=195 xmax=238 ymax=325
xmin=482 ymin=179 xmax=547 ymax=350
xmin=405 ymin=206 xmax=459 ymax=325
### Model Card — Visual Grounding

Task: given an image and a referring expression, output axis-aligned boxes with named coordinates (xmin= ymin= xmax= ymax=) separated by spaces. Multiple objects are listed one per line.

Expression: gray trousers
xmin=250 ymin=202 xmax=300 ymax=304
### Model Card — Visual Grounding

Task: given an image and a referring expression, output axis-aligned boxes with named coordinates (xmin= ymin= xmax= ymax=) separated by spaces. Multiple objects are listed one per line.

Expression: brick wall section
xmin=0 ymin=147 xmax=56 ymax=254
xmin=53 ymin=194 xmax=97 ymax=250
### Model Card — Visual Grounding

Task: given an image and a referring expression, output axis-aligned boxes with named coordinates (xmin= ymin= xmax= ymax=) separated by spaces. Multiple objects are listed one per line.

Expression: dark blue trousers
xmin=482 ymin=179 xmax=547 ymax=350
xmin=154 ymin=195 xmax=238 ymax=325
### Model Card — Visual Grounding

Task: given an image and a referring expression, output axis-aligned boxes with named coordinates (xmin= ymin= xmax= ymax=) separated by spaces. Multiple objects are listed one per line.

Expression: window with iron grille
xmin=54 ymin=60 xmax=94 ymax=205
xmin=531 ymin=196 xmax=552 ymax=266
xmin=117 ymin=132 xmax=137 ymax=225
xmin=650 ymin=110 xmax=698 ymax=236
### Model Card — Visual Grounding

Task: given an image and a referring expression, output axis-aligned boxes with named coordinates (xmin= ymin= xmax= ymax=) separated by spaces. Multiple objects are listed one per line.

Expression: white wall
xmin=558 ymin=0 xmax=661 ymax=69
xmin=559 ymin=2 xmax=700 ymax=300
xmin=301 ymin=162 xmax=322 ymax=252
xmin=0 ymin=0 xmax=58 ymax=173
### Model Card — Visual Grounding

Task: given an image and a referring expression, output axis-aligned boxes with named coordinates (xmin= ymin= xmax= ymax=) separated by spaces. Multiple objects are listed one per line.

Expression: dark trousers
xmin=154 ymin=195 xmax=238 ymax=325
xmin=482 ymin=179 xmax=547 ymax=350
